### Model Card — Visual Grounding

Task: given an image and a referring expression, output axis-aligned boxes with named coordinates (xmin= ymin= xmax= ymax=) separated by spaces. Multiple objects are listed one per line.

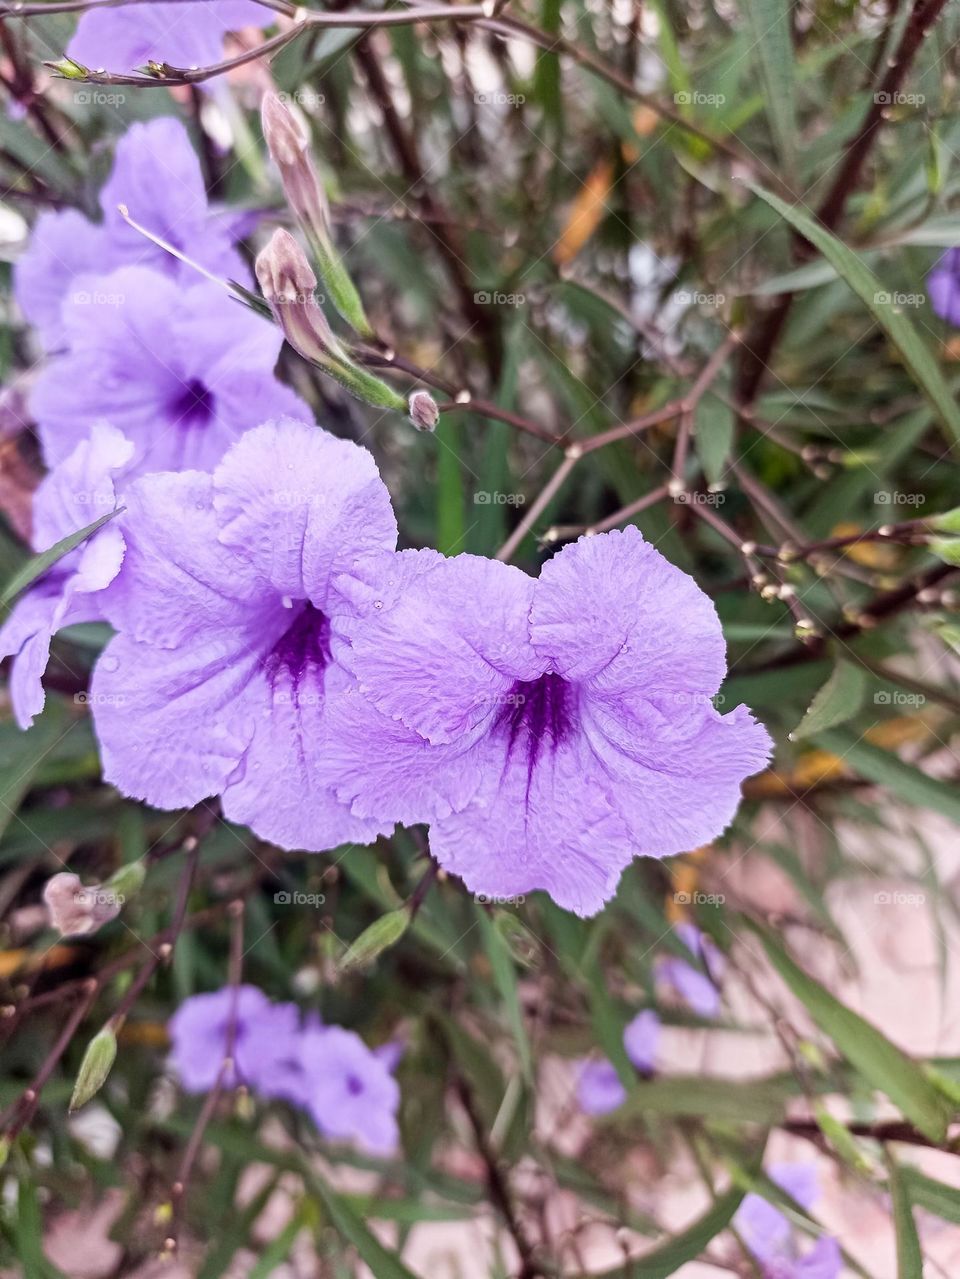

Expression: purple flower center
xmin=345 ymin=1073 xmax=364 ymax=1097
xmin=171 ymin=378 xmax=216 ymax=430
xmin=262 ymin=601 xmax=332 ymax=699
xmin=495 ymin=672 xmax=576 ymax=782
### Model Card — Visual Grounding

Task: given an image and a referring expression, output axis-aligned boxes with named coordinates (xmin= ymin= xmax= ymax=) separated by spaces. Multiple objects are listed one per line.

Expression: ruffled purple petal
xmin=68 ymin=3 xmax=264 ymax=75
xmin=212 ymin=419 xmax=397 ymax=604
xmin=13 ymin=210 xmax=106 ymax=350
xmin=298 ymin=1026 xmax=400 ymax=1155
xmin=337 ymin=549 xmax=540 ymax=745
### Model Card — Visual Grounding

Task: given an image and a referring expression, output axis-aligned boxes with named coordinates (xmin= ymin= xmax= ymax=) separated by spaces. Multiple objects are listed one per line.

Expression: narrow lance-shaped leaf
xmin=747 ymin=920 xmax=955 ymax=1142
xmin=742 ymin=0 xmax=796 ymax=173
xmin=0 ymin=507 xmax=123 ymax=610
xmin=743 ymin=178 xmax=960 ymax=448
xmin=888 ymin=1155 xmax=924 ymax=1279
xmin=338 ymin=907 xmax=410 ymax=972
xmin=790 ymin=659 xmax=866 ymax=740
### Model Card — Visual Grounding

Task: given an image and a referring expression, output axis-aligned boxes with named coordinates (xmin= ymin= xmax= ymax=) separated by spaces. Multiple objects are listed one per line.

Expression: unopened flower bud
xmin=261 ymin=91 xmax=373 ymax=339
xmin=256 ymin=229 xmax=407 ymax=415
xmin=43 ymin=872 xmax=122 ymax=938
xmin=256 ymin=229 xmax=346 ymax=363
xmin=70 ymin=1025 xmax=118 ymax=1112
xmin=408 ymin=390 xmax=439 ymax=433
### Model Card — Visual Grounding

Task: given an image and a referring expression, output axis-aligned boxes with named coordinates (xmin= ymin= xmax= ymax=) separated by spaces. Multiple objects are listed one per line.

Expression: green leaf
xmin=748 ymin=921 xmax=954 ymax=1142
xmin=300 ymin=1162 xmax=419 ymax=1279
xmin=694 ymin=392 xmax=735 ymax=486
xmin=900 ymin=1167 xmax=960 ymax=1225
xmin=742 ymin=0 xmax=796 ymax=171
xmin=0 ymin=507 xmax=123 ymax=610
xmin=70 ymin=1026 xmax=117 ymax=1112
xmin=791 ymin=659 xmax=866 ymax=740
xmin=930 ymin=536 xmax=960 ymax=566
xmin=477 ymin=908 xmax=533 ymax=1082
xmin=0 ymin=701 xmax=71 ymax=841
xmin=814 ymin=728 xmax=960 ymax=826
xmin=743 ymin=178 xmax=960 ymax=448
xmin=584 ymin=1188 xmax=746 ymax=1278
xmin=338 ymin=907 xmax=410 ymax=972
xmin=888 ymin=1156 xmax=924 ymax=1279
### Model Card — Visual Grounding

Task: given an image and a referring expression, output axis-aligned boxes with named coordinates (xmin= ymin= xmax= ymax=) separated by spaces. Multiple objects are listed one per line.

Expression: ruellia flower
xmin=657 ymin=922 xmax=725 ymax=1018
xmin=735 ymin=1163 xmax=841 ymax=1279
xmin=576 ymin=1009 xmax=661 ymax=1115
xmin=15 ymin=118 xmax=251 ymax=350
xmin=0 ymin=423 xmax=132 ymax=729
xmin=928 ymin=249 xmax=960 ymax=326
xmin=169 ymin=986 xmax=301 ymax=1093
xmin=90 ymin=418 xmax=398 ymax=850
xmin=68 ymin=2 xmax=264 ymax=79
xmin=322 ymin=527 xmax=772 ymax=916
xmin=297 ymin=1025 xmax=401 ymax=1154
xmin=32 ymin=266 xmax=309 ymax=477
xmin=168 ymin=986 xmax=401 ymax=1153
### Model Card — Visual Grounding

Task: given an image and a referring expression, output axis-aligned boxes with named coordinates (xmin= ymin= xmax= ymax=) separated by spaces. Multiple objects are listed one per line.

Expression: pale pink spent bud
xmin=43 ymin=872 xmax=122 ymax=938
xmin=408 ymin=390 xmax=440 ymax=433
xmin=255 ymin=229 xmax=348 ymax=365
xmin=260 ymin=92 xmax=332 ymax=243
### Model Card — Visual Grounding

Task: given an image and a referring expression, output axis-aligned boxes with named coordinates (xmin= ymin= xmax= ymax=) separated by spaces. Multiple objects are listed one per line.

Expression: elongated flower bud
xmin=70 ymin=1025 xmax=118 ymax=1112
xmin=256 ymin=229 xmax=407 ymax=415
xmin=255 ymin=228 xmax=347 ymax=364
xmin=261 ymin=91 xmax=374 ymax=339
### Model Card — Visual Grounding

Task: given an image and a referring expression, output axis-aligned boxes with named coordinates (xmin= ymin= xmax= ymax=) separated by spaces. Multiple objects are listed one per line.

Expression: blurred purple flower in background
xmin=0 ymin=423 xmax=132 ymax=728
xmin=735 ymin=1163 xmax=842 ymax=1279
xmin=299 ymin=1025 xmax=401 ymax=1154
xmin=32 ymin=267 xmax=308 ymax=477
xmin=169 ymin=986 xmax=300 ymax=1093
xmin=576 ymin=1009 xmax=661 ymax=1114
xmin=927 ymin=249 xmax=960 ymax=326
xmin=15 ymin=118 xmax=251 ymax=350
xmin=68 ymin=2 xmax=264 ymax=77
xmin=90 ymin=419 xmax=398 ymax=850
xmin=657 ymin=922 xmax=726 ymax=1018
xmin=321 ymin=526 xmax=771 ymax=915
xmin=169 ymin=987 xmax=400 ymax=1153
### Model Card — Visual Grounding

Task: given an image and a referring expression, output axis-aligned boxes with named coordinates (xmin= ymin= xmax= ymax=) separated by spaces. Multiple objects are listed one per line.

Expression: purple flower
xmin=169 ymin=985 xmax=301 ymax=1093
xmin=576 ymin=1059 xmax=626 ymax=1115
xmin=735 ymin=1163 xmax=842 ymax=1279
xmin=89 ymin=419 xmax=398 ymax=851
xmin=623 ymin=1009 xmax=660 ymax=1075
xmin=68 ymin=2 xmax=264 ymax=77
xmin=32 ymin=266 xmax=309 ymax=478
xmin=577 ymin=1008 xmax=661 ymax=1114
xmin=657 ymin=923 xmax=725 ymax=1018
xmin=0 ymin=424 xmax=132 ymax=729
xmin=298 ymin=1025 xmax=400 ymax=1154
xmin=15 ymin=118 xmax=251 ymax=350
xmin=928 ymin=249 xmax=960 ymax=326
xmin=319 ymin=527 xmax=771 ymax=915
